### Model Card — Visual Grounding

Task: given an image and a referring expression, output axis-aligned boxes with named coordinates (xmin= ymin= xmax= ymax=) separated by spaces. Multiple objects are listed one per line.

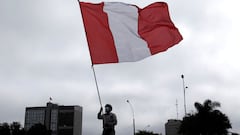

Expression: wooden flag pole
xmin=92 ymin=65 xmax=103 ymax=108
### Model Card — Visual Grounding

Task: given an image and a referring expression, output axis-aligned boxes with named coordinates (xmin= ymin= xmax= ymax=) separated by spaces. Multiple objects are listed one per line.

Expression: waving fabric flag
xmin=79 ymin=2 xmax=183 ymax=65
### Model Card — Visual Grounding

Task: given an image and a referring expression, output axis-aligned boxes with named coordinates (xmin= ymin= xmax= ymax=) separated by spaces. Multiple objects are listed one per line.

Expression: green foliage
xmin=179 ymin=99 xmax=232 ymax=135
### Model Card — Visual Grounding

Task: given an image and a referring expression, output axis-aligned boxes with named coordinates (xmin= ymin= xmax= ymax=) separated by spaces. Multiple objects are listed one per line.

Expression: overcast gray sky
xmin=0 ymin=0 xmax=240 ymax=134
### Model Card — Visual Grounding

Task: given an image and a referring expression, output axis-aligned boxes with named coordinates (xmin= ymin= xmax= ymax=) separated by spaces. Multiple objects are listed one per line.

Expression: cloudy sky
xmin=0 ymin=0 xmax=240 ymax=134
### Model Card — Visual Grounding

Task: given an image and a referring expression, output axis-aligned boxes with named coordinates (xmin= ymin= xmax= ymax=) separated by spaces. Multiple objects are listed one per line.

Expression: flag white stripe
xmin=103 ymin=2 xmax=151 ymax=62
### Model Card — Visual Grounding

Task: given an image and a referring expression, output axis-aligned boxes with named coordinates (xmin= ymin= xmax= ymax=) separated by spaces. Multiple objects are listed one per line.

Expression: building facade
xmin=24 ymin=102 xmax=82 ymax=135
xmin=165 ymin=119 xmax=182 ymax=135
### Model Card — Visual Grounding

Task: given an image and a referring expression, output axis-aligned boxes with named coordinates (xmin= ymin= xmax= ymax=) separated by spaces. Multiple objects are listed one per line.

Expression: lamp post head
xmin=127 ymin=100 xmax=129 ymax=103
xmin=181 ymin=74 xmax=184 ymax=78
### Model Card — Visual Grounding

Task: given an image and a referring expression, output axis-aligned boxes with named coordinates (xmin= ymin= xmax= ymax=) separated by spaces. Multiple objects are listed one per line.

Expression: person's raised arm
xmin=97 ymin=107 xmax=103 ymax=119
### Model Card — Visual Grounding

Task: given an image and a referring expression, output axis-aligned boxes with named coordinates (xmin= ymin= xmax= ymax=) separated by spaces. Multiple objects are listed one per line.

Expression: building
xmin=165 ymin=119 xmax=182 ymax=135
xmin=24 ymin=102 xmax=82 ymax=135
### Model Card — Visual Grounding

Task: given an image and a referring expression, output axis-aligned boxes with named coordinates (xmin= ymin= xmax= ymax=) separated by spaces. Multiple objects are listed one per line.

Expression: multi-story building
xmin=165 ymin=119 xmax=182 ymax=135
xmin=24 ymin=102 xmax=82 ymax=135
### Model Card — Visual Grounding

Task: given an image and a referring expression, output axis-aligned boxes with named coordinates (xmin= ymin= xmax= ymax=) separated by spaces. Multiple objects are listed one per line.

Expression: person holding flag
xmin=79 ymin=2 xmax=183 ymax=135
xmin=98 ymin=104 xmax=117 ymax=135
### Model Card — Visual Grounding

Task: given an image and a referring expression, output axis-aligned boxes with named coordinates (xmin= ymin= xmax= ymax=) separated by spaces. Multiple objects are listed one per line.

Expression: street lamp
xmin=127 ymin=100 xmax=136 ymax=135
xmin=181 ymin=74 xmax=187 ymax=115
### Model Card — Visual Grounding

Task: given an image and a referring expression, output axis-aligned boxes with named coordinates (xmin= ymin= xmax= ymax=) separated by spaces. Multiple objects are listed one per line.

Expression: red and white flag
xmin=79 ymin=2 xmax=183 ymax=65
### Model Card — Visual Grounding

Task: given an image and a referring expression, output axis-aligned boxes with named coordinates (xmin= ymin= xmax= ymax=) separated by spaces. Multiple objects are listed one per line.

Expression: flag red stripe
xmin=80 ymin=2 xmax=118 ymax=64
xmin=138 ymin=2 xmax=183 ymax=55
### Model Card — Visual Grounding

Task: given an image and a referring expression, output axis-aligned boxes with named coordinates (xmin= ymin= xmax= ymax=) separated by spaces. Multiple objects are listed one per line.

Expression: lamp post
xmin=127 ymin=100 xmax=136 ymax=135
xmin=181 ymin=74 xmax=187 ymax=115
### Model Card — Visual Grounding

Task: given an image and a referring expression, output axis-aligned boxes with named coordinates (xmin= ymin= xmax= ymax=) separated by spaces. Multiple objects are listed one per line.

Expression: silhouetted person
xmin=98 ymin=104 xmax=117 ymax=135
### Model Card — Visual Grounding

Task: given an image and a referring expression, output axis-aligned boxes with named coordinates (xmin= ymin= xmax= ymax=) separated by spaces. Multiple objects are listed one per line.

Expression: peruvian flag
xmin=79 ymin=2 xmax=183 ymax=65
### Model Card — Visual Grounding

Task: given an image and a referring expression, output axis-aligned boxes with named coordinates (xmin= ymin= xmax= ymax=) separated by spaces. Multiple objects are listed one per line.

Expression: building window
xmin=50 ymin=109 xmax=58 ymax=131
xmin=25 ymin=109 xmax=45 ymax=130
xmin=58 ymin=111 xmax=74 ymax=127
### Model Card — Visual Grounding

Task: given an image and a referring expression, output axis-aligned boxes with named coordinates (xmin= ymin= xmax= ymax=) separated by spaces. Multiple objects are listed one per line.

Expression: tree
xmin=179 ymin=99 xmax=232 ymax=135
xmin=0 ymin=122 xmax=10 ymax=135
xmin=10 ymin=122 xmax=25 ymax=135
xmin=136 ymin=130 xmax=159 ymax=135
xmin=27 ymin=123 xmax=51 ymax=135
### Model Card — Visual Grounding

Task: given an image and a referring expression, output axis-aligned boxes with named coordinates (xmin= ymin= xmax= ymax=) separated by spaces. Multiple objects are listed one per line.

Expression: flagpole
xmin=92 ymin=65 xmax=103 ymax=108
xmin=78 ymin=0 xmax=103 ymax=108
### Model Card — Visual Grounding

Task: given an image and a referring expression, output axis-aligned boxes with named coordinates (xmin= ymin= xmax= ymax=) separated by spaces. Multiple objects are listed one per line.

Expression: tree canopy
xmin=179 ymin=99 xmax=232 ymax=135
xmin=0 ymin=122 xmax=25 ymax=135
